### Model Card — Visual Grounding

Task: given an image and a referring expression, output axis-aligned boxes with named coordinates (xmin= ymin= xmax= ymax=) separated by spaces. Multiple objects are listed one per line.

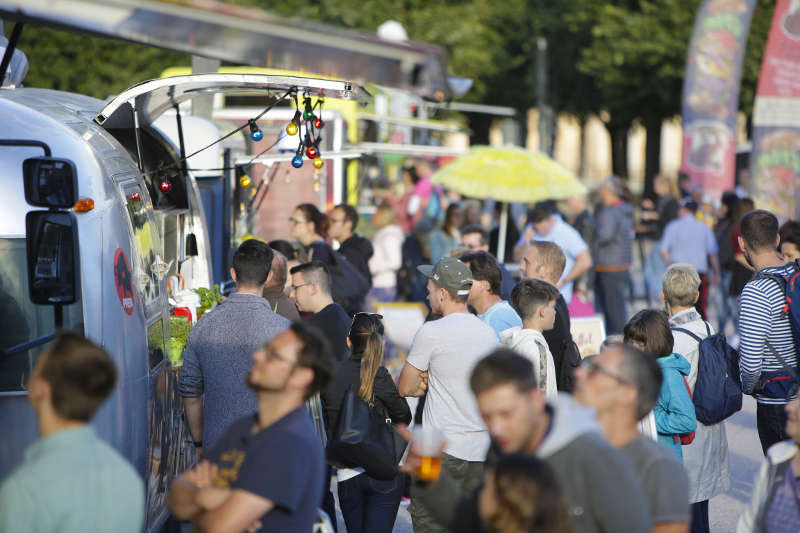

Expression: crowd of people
xmin=2 ymin=163 xmax=800 ymax=533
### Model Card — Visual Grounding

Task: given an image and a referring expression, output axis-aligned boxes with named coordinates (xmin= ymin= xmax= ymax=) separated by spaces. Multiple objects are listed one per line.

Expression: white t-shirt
xmin=406 ymin=312 xmax=498 ymax=461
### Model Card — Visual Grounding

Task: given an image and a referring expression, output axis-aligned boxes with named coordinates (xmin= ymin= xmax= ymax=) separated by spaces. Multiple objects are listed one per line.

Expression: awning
xmin=0 ymin=0 xmax=453 ymax=100
xmin=95 ymin=73 xmax=369 ymax=129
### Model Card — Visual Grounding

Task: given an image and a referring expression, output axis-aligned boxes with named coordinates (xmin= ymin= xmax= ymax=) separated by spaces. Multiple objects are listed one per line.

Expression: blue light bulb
xmin=250 ymin=128 xmax=263 ymax=141
xmin=291 ymin=155 xmax=304 ymax=168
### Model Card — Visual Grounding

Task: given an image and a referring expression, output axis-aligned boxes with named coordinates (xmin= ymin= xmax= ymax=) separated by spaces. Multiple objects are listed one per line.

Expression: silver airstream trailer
xmin=0 ymin=73 xmax=368 ymax=531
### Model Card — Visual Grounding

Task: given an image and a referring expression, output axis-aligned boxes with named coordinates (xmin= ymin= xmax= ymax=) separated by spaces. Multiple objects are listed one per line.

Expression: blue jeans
xmin=595 ymin=270 xmax=630 ymax=335
xmin=338 ymin=474 xmax=403 ymax=533
xmin=710 ymin=270 xmax=734 ymax=333
xmin=643 ymin=246 xmax=666 ymax=304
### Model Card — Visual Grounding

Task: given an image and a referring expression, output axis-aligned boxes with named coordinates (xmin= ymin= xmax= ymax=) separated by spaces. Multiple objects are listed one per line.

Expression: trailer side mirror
xmin=25 ymin=211 xmax=80 ymax=305
xmin=23 ymin=157 xmax=78 ymax=208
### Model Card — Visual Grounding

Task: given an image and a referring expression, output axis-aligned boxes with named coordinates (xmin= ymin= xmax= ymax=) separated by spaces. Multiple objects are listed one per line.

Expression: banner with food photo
xmin=680 ymin=0 xmax=757 ymax=198
xmin=750 ymin=0 xmax=800 ymax=220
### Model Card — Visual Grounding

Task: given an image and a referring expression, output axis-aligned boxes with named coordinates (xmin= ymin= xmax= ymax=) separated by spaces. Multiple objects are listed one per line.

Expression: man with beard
xmin=168 ymin=321 xmax=333 ymax=533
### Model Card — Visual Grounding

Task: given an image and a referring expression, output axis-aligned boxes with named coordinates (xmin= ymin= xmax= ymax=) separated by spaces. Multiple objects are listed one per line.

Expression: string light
xmin=313 ymin=158 xmax=324 ymax=169
xmin=159 ymin=178 xmax=172 ymax=193
xmin=249 ymin=120 xmax=263 ymax=141
xmin=306 ymin=145 xmax=319 ymax=159
xmin=239 ymin=175 xmax=252 ymax=188
xmin=291 ymin=155 xmax=304 ymax=168
xmin=313 ymin=117 xmax=324 ymax=129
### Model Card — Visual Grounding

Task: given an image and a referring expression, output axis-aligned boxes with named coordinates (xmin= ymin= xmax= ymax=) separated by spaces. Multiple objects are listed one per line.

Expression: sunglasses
xmin=582 ymin=359 xmax=632 ymax=385
xmin=349 ymin=312 xmax=384 ymax=335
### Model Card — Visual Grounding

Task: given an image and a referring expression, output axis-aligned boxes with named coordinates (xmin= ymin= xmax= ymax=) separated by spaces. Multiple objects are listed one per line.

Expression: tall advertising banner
xmin=680 ymin=0 xmax=757 ymax=198
xmin=750 ymin=0 xmax=800 ymax=220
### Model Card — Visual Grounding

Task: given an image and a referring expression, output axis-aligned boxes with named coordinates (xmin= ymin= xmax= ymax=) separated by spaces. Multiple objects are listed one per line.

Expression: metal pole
xmin=497 ymin=202 xmax=509 ymax=264
xmin=536 ymin=37 xmax=553 ymax=157
xmin=0 ymin=22 xmax=23 ymax=87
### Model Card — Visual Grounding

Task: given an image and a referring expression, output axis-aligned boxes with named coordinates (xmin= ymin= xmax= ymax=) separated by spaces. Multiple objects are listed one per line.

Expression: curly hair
xmin=486 ymin=454 xmax=571 ymax=533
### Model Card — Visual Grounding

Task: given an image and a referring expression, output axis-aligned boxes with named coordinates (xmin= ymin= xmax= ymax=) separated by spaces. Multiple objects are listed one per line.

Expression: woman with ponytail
xmin=322 ymin=313 xmax=411 ymax=533
xmin=290 ymin=203 xmax=333 ymax=264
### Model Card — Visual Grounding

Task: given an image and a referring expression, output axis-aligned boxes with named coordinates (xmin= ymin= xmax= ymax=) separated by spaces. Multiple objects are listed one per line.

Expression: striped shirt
xmin=739 ymin=263 xmax=799 ymax=405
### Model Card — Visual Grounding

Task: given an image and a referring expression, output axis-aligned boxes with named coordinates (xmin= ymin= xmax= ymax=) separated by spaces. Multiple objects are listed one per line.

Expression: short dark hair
xmin=527 ymin=202 xmax=553 ymax=224
xmin=741 ymin=210 xmax=779 ymax=252
xmin=470 ymin=348 xmax=537 ymax=396
xmin=782 ymin=232 xmax=800 ymax=251
xmin=612 ymin=344 xmax=663 ymax=421
xmin=460 ymin=251 xmax=502 ymax=295
xmin=779 ymin=220 xmax=800 ymax=245
xmin=38 ymin=332 xmax=117 ymax=421
xmin=289 ymin=321 xmax=333 ymax=399
xmin=334 ymin=204 xmax=359 ymax=231
xmin=623 ymin=309 xmax=673 ymax=358
xmin=290 ymin=260 xmax=331 ymax=296
xmin=269 ymin=239 xmax=297 ymax=261
xmin=510 ymin=279 xmax=560 ymax=320
xmin=461 ymin=224 xmax=488 ymax=245
xmin=529 ymin=242 xmax=567 ymax=280
xmin=233 ymin=239 xmax=273 ymax=287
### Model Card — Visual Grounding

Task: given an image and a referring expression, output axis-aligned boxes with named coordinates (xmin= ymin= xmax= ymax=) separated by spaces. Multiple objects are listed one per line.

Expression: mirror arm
xmin=0 ymin=139 xmax=50 ymax=157
xmin=0 ymin=332 xmax=57 ymax=358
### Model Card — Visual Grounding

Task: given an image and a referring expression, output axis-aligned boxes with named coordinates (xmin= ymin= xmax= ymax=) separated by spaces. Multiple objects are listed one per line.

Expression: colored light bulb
xmin=286 ymin=121 xmax=299 ymax=135
xmin=249 ymin=120 xmax=263 ymax=141
xmin=313 ymin=117 xmax=324 ymax=129
xmin=303 ymin=110 xmax=313 ymax=120
xmin=313 ymin=158 xmax=324 ymax=169
xmin=239 ymin=175 xmax=252 ymax=188
xmin=306 ymin=145 xmax=318 ymax=159
xmin=130 ymin=192 xmax=141 ymax=201
xmin=291 ymin=155 xmax=304 ymax=168
xmin=159 ymin=179 xmax=172 ymax=193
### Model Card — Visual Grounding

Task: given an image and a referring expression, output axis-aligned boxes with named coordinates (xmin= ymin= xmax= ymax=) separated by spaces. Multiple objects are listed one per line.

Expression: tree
xmin=7 ymin=25 xmax=186 ymax=99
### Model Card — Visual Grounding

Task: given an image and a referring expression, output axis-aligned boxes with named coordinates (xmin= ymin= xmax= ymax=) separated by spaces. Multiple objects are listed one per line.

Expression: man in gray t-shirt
xmin=574 ymin=343 xmax=690 ymax=530
xmin=399 ymin=257 xmax=498 ymax=533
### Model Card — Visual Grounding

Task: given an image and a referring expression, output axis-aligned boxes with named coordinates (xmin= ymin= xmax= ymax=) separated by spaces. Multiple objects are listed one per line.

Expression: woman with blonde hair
xmin=321 ymin=313 xmax=411 ymax=533
xmin=479 ymin=454 xmax=571 ymax=533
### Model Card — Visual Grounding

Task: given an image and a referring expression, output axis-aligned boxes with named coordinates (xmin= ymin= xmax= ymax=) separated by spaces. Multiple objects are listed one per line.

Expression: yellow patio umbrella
xmin=431 ymin=145 xmax=587 ymax=262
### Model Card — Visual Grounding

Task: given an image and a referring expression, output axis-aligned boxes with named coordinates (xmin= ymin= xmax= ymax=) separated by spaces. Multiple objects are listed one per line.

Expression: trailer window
xmin=120 ymin=182 xmax=162 ymax=312
xmin=0 ymin=238 xmax=84 ymax=392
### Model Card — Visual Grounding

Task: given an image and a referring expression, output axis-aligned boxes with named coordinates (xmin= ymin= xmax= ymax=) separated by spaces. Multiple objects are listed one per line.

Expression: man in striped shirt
xmin=738 ymin=210 xmax=799 ymax=454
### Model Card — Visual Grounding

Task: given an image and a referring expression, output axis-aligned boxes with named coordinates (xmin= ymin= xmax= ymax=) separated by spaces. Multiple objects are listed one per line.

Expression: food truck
xmin=0 ymin=72 xmax=368 ymax=531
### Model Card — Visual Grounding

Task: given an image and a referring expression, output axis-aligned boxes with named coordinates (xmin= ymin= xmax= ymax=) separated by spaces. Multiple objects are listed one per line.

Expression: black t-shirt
xmin=339 ymin=234 xmax=374 ymax=286
xmin=207 ymin=408 xmax=325 ymax=533
xmin=308 ymin=302 xmax=351 ymax=361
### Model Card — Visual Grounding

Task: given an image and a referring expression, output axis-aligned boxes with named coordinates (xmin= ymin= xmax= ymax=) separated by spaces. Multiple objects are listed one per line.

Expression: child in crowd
xmin=623 ymin=309 xmax=697 ymax=462
xmin=499 ymin=279 xmax=559 ymax=399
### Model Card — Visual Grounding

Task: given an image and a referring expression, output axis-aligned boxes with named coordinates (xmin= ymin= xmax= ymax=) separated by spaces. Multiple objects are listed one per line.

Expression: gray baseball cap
xmin=417 ymin=257 xmax=473 ymax=296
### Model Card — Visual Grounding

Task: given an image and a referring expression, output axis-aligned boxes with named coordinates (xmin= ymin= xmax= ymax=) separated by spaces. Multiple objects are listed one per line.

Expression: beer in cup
xmin=413 ymin=426 xmax=444 ymax=482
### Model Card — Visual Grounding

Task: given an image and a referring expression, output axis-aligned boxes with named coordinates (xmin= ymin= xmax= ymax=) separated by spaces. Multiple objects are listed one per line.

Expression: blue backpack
xmin=671 ymin=323 xmax=742 ymax=425
xmin=752 ymin=261 xmax=800 ymax=398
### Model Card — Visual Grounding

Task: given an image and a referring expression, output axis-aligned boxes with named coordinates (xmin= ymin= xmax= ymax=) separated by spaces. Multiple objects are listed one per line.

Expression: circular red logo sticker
xmin=113 ymin=248 xmax=134 ymax=315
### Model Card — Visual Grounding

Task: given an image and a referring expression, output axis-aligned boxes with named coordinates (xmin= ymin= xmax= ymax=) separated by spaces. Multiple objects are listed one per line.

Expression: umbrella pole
xmin=498 ymin=202 xmax=509 ymax=264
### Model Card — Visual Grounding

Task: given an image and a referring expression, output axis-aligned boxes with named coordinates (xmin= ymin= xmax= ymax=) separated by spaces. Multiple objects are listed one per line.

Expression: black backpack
xmin=326 ymin=247 xmax=369 ymax=316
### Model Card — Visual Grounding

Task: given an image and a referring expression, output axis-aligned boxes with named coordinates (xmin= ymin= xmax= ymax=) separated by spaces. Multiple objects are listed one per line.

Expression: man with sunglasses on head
xmin=398 ymin=257 xmax=498 ymax=533
xmin=574 ymin=344 xmax=690 ymax=533
xmin=168 ymin=321 xmax=333 ymax=533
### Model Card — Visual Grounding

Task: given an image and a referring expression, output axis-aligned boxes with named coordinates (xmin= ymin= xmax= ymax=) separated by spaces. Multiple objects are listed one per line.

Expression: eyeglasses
xmin=288 ymin=217 xmax=308 ymax=225
xmin=582 ymin=359 xmax=631 ymax=385
xmin=329 ymin=218 xmax=347 ymax=224
xmin=291 ymin=282 xmax=312 ymax=291
xmin=261 ymin=347 xmax=297 ymax=368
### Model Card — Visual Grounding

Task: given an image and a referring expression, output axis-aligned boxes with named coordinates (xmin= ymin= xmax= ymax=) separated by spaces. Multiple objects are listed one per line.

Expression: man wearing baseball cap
xmin=398 ymin=257 xmax=499 ymax=533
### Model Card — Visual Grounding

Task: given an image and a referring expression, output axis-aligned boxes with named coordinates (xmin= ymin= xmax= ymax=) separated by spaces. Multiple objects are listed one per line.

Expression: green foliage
xmin=5 ymin=0 xmax=776 ymax=135
xmin=194 ymin=285 xmax=222 ymax=316
xmin=167 ymin=316 xmax=193 ymax=365
xmin=7 ymin=25 xmax=186 ymax=99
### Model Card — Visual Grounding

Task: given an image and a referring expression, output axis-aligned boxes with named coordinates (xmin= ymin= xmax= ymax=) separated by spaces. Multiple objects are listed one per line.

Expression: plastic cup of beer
xmin=413 ymin=426 xmax=445 ymax=482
